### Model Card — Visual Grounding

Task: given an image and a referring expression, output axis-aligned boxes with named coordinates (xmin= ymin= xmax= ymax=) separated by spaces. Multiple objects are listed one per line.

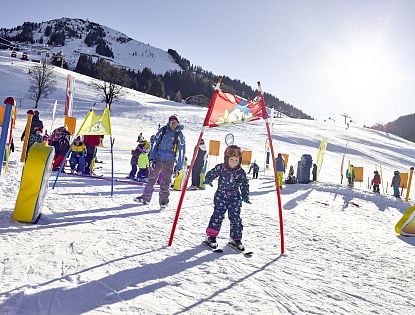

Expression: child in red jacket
xmin=371 ymin=170 xmax=381 ymax=193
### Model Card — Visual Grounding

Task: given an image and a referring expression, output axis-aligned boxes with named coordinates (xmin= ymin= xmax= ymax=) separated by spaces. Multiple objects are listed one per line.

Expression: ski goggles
xmin=225 ymin=147 xmax=242 ymax=157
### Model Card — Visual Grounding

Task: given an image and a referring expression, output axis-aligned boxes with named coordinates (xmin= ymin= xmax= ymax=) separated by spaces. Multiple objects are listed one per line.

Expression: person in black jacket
xmin=188 ymin=139 xmax=208 ymax=190
xmin=21 ymin=110 xmax=43 ymax=141
xmin=52 ymin=132 xmax=71 ymax=172
xmin=312 ymin=163 xmax=317 ymax=181
xmin=248 ymin=160 xmax=259 ymax=179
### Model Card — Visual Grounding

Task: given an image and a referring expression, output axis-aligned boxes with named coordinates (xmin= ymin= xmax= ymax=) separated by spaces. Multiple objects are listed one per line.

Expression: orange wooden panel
xmin=281 ymin=153 xmax=289 ymax=168
xmin=209 ymin=140 xmax=220 ymax=156
xmin=354 ymin=166 xmax=364 ymax=182
xmin=64 ymin=116 xmax=76 ymax=135
xmin=400 ymin=173 xmax=409 ymax=188
xmin=241 ymin=150 xmax=252 ymax=166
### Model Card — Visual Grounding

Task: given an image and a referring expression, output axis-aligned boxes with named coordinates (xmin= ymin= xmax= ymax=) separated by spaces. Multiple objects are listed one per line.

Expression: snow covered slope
xmin=0 ymin=56 xmax=414 ymax=314
xmin=1 ymin=18 xmax=181 ymax=74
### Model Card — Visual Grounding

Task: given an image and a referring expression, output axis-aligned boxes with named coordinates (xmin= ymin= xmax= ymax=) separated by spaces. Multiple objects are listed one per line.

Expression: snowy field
xmin=0 ymin=55 xmax=414 ymax=314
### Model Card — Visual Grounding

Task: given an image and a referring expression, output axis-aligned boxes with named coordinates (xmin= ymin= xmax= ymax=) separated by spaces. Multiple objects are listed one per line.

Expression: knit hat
xmin=168 ymin=115 xmax=179 ymax=123
xmin=27 ymin=110 xmax=34 ymax=115
xmin=394 ymin=170 xmax=400 ymax=175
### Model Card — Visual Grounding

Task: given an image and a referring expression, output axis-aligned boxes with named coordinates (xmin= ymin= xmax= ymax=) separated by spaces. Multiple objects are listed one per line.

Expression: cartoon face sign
xmin=211 ymin=92 xmax=264 ymax=126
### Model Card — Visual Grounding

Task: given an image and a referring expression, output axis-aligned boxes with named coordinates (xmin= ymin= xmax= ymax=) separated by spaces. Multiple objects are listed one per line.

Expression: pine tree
xmin=174 ymin=90 xmax=182 ymax=102
xmin=147 ymin=77 xmax=165 ymax=98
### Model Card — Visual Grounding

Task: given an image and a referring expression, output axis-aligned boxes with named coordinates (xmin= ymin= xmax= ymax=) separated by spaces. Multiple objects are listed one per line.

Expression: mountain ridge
xmin=0 ymin=17 xmax=311 ymax=119
xmin=0 ymin=17 xmax=181 ymax=74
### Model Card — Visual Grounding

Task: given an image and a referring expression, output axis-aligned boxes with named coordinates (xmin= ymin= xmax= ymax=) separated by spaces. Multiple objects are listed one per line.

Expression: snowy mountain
xmin=0 ymin=18 xmax=182 ymax=74
xmin=0 ymin=55 xmax=414 ymax=314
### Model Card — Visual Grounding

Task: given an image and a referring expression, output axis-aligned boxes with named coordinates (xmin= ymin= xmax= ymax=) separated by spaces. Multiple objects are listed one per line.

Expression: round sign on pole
xmin=225 ymin=133 xmax=234 ymax=146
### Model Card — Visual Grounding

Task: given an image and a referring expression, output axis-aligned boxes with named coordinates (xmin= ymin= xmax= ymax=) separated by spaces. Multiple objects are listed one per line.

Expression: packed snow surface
xmin=0 ymin=55 xmax=414 ymax=314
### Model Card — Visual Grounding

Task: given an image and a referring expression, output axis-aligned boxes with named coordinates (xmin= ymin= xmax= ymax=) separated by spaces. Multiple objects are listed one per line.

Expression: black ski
xmin=226 ymin=242 xmax=254 ymax=257
xmin=202 ymin=241 xmax=223 ymax=253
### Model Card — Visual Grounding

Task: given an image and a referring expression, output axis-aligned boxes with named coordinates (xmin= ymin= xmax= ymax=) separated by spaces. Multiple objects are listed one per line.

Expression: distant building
xmin=51 ymin=51 xmax=68 ymax=68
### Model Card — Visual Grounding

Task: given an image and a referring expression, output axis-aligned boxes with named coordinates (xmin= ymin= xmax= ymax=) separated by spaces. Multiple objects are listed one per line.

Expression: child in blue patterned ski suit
xmin=203 ymin=145 xmax=250 ymax=251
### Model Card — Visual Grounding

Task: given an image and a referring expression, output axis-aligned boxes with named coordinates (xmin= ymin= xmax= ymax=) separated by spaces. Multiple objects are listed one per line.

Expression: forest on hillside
xmin=75 ymin=50 xmax=311 ymax=119
xmin=370 ymin=113 xmax=415 ymax=143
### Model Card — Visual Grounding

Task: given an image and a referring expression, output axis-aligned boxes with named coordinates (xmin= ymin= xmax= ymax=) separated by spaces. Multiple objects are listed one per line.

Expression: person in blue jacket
xmin=203 ymin=145 xmax=250 ymax=251
xmin=275 ymin=153 xmax=286 ymax=188
xmin=134 ymin=115 xmax=185 ymax=209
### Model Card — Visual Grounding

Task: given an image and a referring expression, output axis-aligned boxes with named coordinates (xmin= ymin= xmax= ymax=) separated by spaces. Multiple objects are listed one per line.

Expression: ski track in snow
xmin=0 ymin=53 xmax=414 ymax=314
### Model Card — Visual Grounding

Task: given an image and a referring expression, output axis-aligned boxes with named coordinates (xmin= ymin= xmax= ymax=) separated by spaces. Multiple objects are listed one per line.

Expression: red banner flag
xmin=204 ymin=90 xmax=265 ymax=128
xmin=64 ymin=75 xmax=74 ymax=116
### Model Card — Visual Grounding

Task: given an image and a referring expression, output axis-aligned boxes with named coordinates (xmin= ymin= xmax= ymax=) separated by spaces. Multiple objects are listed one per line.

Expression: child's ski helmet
xmin=394 ymin=170 xmax=400 ymax=175
xmin=224 ymin=145 xmax=242 ymax=169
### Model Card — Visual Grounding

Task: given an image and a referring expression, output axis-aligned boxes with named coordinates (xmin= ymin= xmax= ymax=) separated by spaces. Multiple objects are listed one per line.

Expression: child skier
xmin=391 ymin=171 xmax=401 ymax=198
xmin=346 ymin=164 xmax=355 ymax=188
xmin=371 ymin=170 xmax=381 ymax=193
xmin=26 ymin=127 xmax=43 ymax=158
xmin=128 ymin=140 xmax=146 ymax=179
xmin=247 ymin=160 xmax=259 ymax=179
xmin=69 ymin=136 xmax=87 ymax=174
xmin=203 ymin=145 xmax=250 ymax=251
xmin=136 ymin=140 xmax=150 ymax=182
xmin=52 ymin=131 xmax=71 ymax=172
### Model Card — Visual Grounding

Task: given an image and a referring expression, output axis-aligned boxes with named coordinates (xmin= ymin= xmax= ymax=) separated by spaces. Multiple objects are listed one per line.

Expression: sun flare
xmin=325 ymin=42 xmax=397 ymax=95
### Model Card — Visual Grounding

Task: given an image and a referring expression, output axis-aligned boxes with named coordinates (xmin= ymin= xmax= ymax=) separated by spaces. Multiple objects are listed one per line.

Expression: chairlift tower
xmin=340 ymin=113 xmax=351 ymax=125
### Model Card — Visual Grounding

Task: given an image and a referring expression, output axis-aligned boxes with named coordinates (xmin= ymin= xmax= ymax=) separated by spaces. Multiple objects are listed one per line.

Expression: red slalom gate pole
xmin=168 ymin=78 xmax=222 ymax=246
xmin=258 ymin=81 xmax=285 ymax=255
xmin=168 ymin=130 xmax=206 ymax=246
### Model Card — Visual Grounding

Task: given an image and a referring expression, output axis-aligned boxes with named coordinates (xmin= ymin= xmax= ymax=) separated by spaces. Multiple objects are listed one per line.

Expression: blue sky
xmin=1 ymin=0 xmax=415 ymax=125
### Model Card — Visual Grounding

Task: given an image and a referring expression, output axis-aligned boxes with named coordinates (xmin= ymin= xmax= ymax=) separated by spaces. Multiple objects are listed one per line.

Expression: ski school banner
xmin=78 ymin=107 xmax=112 ymax=135
xmin=64 ymin=74 xmax=75 ymax=117
xmin=203 ymin=90 xmax=266 ymax=128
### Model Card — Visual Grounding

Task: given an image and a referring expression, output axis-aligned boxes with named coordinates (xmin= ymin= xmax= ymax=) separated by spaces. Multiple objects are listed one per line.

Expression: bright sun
xmin=324 ymin=42 xmax=397 ymax=96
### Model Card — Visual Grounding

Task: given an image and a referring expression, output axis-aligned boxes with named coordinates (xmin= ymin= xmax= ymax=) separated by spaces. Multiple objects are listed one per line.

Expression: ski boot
xmin=205 ymin=236 xmax=218 ymax=249
xmin=228 ymin=239 xmax=245 ymax=251
xmin=134 ymin=196 xmax=148 ymax=204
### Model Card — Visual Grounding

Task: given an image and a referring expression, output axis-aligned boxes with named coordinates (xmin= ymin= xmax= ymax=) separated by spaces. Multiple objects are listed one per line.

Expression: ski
xmin=64 ymin=172 xmax=104 ymax=179
xmin=202 ymin=241 xmax=223 ymax=253
xmin=61 ymin=173 xmax=146 ymax=185
xmin=115 ymin=178 xmax=146 ymax=185
xmin=226 ymin=242 xmax=253 ymax=257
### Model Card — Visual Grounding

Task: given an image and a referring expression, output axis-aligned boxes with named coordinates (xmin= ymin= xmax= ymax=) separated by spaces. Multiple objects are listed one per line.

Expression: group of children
xmin=127 ymin=137 xmax=151 ymax=182
xmin=371 ymin=169 xmax=402 ymax=198
xmin=18 ymin=110 xmax=100 ymax=175
xmin=49 ymin=127 xmax=101 ymax=175
xmin=347 ymin=165 xmax=402 ymax=198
